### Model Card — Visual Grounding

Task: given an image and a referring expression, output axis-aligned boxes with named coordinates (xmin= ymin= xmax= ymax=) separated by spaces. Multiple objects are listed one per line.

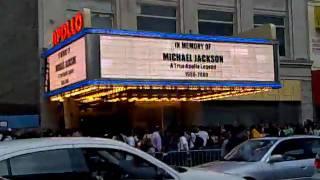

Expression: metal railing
xmin=155 ymin=149 xmax=221 ymax=167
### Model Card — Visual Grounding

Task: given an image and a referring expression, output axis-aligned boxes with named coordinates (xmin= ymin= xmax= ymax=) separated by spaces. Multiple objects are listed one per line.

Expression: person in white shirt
xmin=151 ymin=126 xmax=162 ymax=152
xmin=126 ymin=130 xmax=138 ymax=147
xmin=314 ymin=124 xmax=320 ymax=136
xmin=178 ymin=131 xmax=189 ymax=151
xmin=126 ymin=136 xmax=136 ymax=147
xmin=198 ymin=127 xmax=209 ymax=147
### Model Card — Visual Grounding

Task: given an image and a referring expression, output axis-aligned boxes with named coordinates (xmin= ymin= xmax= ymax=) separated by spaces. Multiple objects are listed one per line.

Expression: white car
xmin=0 ymin=137 xmax=243 ymax=180
xmin=199 ymin=136 xmax=320 ymax=180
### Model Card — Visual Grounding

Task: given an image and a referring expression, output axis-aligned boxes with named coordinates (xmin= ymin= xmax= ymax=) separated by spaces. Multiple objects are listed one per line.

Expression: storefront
xmin=42 ymin=13 xmax=280 ymax=132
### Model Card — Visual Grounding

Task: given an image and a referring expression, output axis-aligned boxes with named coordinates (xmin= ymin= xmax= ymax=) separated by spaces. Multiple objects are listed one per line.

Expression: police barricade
xmin=155 ymin=149 xmax=222 ymax=167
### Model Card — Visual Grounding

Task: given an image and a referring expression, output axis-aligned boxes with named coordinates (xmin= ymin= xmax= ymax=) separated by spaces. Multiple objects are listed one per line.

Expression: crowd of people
xmin=1 ymin=119 xmax=320 ymax=157
xmin=103 ymin=120 xmax=320 ymax=156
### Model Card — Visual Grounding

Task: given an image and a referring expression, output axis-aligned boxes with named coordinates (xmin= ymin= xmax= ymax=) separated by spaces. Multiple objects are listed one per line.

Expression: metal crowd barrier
xmin=155 ymin=149 xmax=222 ymax=167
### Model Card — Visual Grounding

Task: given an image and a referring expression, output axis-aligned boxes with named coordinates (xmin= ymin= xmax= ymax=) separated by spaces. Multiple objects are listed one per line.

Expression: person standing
xmin=189 ymin=129 xmax=197 ymax=149
xmin=193 ymin=133 xmax=204 ymax=150
xmin=126 ymin=130 xmax=137 ymax=147
xmin=198 ymin=127 xmax=209 ymax=147
xmin=177 ymin=131 xmax=189 ymax=151
xmin=314 ymin=124 xmax=320 ymax=136
xmin=141 ymin=137 xmax=156 ymax=156
xmin=304 ymin=119 xmax=314 ymax=135
xmin=283 ymin=124 xmax=294 ymax=136
xmin=151 ymin=126 xmax=162 ymax=152
xmin=278 ymin=125 xmax=286 ymax=137
xmin=267 ymin=123 xmax=279 ymax=137
xmin=226 ymin=125 xmax=247 ymax=153
xmin=221 ymin=131 xmax=231 ymax=158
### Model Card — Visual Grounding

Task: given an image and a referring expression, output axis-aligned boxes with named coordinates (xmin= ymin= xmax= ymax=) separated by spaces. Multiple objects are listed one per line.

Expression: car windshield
xmin=224 ymin=139 xmax=277 ymax=162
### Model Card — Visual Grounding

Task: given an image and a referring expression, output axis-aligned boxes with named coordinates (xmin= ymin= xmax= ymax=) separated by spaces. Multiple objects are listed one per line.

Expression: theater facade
xmin=41 ymin=11 xmax=280 ymax=131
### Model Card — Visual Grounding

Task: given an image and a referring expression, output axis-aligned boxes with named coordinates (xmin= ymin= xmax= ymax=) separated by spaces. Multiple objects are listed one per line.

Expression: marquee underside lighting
xmin=50 ymin=85 xmax=271 ymax=104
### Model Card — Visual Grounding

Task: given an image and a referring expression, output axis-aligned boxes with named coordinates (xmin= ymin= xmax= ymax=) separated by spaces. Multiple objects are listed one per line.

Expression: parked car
xmin=197 ymin=136 xmax=320 ymax=180
xmin=0 ymin=137 xmax=243 ymax=180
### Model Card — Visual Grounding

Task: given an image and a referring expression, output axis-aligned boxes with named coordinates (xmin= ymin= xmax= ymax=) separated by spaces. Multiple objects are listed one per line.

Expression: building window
xmin=198 ymin=9 xmax=234 ymax=36
xmin=254 ymin=15 xmax=286 ymax=57
xmin=66 ymin=10 xmax=113 ymax=28
xmin=137 ymin=4 xmax=177 ymax=33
